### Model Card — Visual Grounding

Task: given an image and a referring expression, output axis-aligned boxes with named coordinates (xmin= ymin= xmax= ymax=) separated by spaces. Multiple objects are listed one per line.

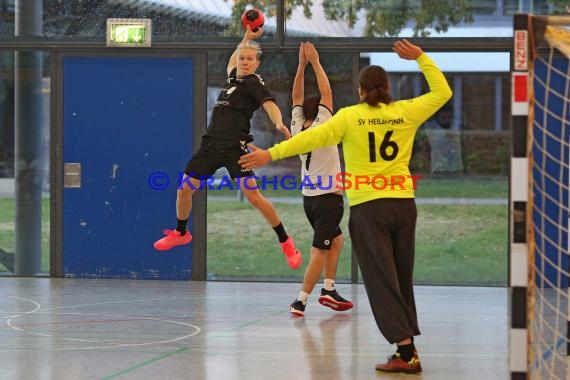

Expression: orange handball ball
xmin=241 ymin=8 xmax=265 ymax=32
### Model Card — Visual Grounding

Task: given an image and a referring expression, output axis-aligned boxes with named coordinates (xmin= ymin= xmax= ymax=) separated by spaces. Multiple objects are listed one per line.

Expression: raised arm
xmin=393 ymin=39 xmax=452 ymax=117
xmin=305 ymin=42 xmax=332 ymax=111
xmin=292 ymin=42 xmax=308 ymax=106
xmin=227 ymin=25 xmax=263 ymax=76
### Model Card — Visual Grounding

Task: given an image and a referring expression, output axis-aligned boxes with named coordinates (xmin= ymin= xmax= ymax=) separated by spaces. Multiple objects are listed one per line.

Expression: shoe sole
xmin=286 ymin=253 xmax=302 ymax=269
xmin=318 ymin=296 xmax=353 ymax=311
xmin=154 ymin=237 xmax=192 ymax=251
xmin=289 ymin=308 xmax=304 ymax=317
xmin=375 ymin=368 xmax=422 ymax=375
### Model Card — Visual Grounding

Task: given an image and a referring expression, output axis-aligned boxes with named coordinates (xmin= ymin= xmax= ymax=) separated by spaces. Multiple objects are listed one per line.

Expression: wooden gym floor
xmin=0 ymin=278 xmax=508 ymax=380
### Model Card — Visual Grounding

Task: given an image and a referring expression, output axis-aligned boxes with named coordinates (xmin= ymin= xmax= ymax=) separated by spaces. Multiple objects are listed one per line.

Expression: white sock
xmin=324 ymin=279 xmax=335 ymax=291
xmin=298 ymin=291 xmax=310 ymax=305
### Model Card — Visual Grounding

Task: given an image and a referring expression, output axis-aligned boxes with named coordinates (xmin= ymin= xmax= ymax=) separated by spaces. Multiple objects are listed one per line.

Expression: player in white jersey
xmin=288 ymin=42 xmax=352 ymax=317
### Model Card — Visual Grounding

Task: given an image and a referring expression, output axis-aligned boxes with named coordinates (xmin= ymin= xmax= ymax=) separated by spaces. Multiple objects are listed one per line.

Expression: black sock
xmin=397 ymin=343 xmax=415 ymax=362
xmin=273 ymin=223 xmax=288 ymax=243
xmin=176 ymin=218 xmax=188 ymax=235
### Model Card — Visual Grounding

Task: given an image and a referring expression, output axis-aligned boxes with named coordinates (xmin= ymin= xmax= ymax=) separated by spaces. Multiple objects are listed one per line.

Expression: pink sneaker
xmin=154 ymin=229 xmax=192 ymax=251
xmin=280 ymin=236 xmax=302 ymax=269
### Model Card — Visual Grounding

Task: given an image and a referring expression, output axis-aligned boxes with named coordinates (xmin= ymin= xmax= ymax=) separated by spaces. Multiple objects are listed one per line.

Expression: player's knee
xmin=177 ymin=182 xmax=196 ymax=197
xmin=245 ymin=192 xmax=264 ymax=209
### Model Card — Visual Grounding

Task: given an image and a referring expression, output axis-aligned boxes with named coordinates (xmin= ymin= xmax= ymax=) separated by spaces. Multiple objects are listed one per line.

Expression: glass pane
xmin=1 ymin=1 xmax=238 ymax=39
xmin=204 ymin=45 xmax=509 ymax=285
xmin=0 ymin=50 xmax=15 ymax=275
xmin=4 ymin=1 xmax=250 ymax=39
xmin=206 ymin=49 xmax=355 ymax=282
xmin=0 ymin=1 xmax=565 ymax=39
xmin=0 ymin=49 xmax=50 ymax=275
xmin=283 ymin=0 xmax=565 ymax=39
xmin=360 ymin=51 xmax=509 ymax=286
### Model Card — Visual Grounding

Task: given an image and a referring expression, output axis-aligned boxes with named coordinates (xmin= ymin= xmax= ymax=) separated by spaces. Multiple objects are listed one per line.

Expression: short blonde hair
xmin=237 ymin=40 xmax=262 ymax=59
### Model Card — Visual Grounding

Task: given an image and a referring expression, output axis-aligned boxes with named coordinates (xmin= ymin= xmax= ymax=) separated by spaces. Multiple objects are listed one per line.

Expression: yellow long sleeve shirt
xmin=269 ymin=53 xmax=452 ymax=206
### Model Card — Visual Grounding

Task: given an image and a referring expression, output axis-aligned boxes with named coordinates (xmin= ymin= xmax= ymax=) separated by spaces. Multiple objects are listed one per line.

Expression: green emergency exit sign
xmin=106 ymin=19 xmax=151 ymax=47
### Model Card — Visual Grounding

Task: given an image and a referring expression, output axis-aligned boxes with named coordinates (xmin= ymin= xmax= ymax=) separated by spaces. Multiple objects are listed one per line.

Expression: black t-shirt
xmin=205 ymin=68 xmax=274 ymax=142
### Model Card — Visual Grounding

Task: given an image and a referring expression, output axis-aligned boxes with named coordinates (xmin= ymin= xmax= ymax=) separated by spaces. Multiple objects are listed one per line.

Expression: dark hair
xmin=358 ymin=65 xmax=391 ymax=106
xmin=302 ymin=95 xmax=321 ymax=122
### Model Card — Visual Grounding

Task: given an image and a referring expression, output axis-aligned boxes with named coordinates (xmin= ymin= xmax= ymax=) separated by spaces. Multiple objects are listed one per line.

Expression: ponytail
xmin=359 ymin=65 xmax=392 ymax=107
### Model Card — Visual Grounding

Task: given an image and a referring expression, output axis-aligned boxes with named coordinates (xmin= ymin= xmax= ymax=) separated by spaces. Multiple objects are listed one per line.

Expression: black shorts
xmin=303 ymin=193 xmax=344 ymax=250
xmin=184 ymin=136 xmax=255 ymax=180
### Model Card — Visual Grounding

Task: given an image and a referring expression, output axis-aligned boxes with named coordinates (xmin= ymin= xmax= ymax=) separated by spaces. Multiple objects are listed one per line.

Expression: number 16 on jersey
xmin=368 ymin=131 xmax=399 ymax=162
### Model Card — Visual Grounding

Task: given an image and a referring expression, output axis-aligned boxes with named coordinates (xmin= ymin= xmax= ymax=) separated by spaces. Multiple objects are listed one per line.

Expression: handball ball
xmin=241 ymin=8 xmax=265 ymax=32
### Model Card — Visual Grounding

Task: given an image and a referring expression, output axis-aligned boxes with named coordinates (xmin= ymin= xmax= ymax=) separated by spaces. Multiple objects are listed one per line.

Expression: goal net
xmin=527 ymin=16 xmax=570 ymax=380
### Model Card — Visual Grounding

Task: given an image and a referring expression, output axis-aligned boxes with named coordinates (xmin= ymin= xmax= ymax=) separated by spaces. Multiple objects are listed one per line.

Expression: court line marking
xmin=99 ymin=307 xmax=504 ymax=380
xmin=35 ymin=295 xmax=261 ymax=311
xmin=2 ymin=295 xmax=202 ymax=351
xmin=0 ymin=295 xmax=41 ymax=319
xmin=100 ymin=309 xmax=284 ymax=379
xmin=3 ymin=292 xmax=285 ymax=350
xmin=7 ymin=312 xmax=201 ymax=346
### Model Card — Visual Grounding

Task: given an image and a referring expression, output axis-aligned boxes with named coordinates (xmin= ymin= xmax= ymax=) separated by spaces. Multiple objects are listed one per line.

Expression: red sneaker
xmin=154 ymin=229 xmax=192 ymax=251
xmin=280 ymin=236 xmax=302 ymax=269
xmin=375 ymin=353 xmax=422 ymax=374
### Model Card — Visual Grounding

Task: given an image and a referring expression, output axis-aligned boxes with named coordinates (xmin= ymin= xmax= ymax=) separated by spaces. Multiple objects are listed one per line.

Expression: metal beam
xmin=14 ymin=0 xmax=43 ymax=275
xmin=0 ymin=37 xmax=514 ymax=53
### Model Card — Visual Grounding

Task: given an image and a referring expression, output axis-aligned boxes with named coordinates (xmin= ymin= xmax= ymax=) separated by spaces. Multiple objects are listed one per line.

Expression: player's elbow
xmin=262 ymin=99 xmax=277 ymax=112
xmin=320 ymin=87 xmax=332 ymax=101
xmin=262 ymin=101 xmax=281 ymax=121
xmin=444 ymin=86 xmax=453 ymax=101
xmin=439 ymin=86 xmax=452 ymax=104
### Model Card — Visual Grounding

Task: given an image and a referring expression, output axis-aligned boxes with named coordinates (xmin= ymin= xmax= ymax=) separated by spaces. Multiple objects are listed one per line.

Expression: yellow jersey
xmin=269 ymin=53 xmax=452 ymax=206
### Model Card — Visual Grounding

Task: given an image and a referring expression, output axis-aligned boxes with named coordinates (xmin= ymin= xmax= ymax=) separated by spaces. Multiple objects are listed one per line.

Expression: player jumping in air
xmin=154 ymin=25 xmax=302 ymax=270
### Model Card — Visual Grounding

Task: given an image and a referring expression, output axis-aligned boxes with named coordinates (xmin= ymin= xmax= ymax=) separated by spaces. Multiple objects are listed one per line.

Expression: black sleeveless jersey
xmin=205 ymin=68 xmax=274 ymax=142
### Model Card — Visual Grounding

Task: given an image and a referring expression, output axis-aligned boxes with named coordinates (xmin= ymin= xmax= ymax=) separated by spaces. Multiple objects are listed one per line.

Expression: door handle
xmin=64 ymin=163 xmax=81 ymax=188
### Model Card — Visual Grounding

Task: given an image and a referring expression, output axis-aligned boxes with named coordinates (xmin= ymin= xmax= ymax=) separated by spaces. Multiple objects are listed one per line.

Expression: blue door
xmin=62 ymin=56 xmax=195 ymax=280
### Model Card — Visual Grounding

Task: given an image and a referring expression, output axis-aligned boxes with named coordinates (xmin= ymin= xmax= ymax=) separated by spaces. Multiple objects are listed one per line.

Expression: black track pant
xmin=349 ymin=198 xmax=420 ymax=344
